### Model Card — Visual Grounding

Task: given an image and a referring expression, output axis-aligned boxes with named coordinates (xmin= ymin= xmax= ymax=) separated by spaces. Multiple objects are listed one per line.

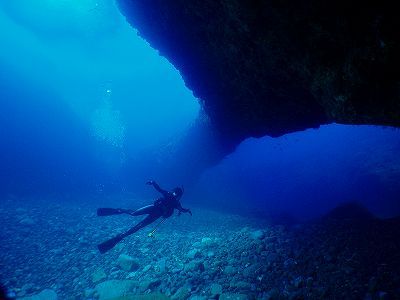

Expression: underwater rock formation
xmin=323 ymin=202 xmax=375 ymax=220
xmin=117 ymin=0 xmax=400 ymax=147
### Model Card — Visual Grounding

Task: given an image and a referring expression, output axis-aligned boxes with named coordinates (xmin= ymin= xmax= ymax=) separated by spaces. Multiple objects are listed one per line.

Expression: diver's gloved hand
xmin=188 ymin=209 xmax=192 ymax=216
xmin=146 ymin=180 xmax=155 ymax=185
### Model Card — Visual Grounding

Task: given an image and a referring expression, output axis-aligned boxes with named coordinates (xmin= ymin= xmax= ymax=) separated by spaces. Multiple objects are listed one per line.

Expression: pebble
xmin=187 ymin=249 xmax=201 ymax=259
xmin=224 ymin=266 xmax=236 ymax=275
xmin=116 ymin=254 xmax=140 ymax=271
xmin=92 ymin=268 xmax=107 ymax=283
xmin=2 ymin=201 xmax=399 ymax=300
xmin=250 ymin=230 xmax=265 ymax=240
xmin=210 ymin=283 xmax=223 ymax=295
xmin=19 ymin=289 xmax=57 ymax=300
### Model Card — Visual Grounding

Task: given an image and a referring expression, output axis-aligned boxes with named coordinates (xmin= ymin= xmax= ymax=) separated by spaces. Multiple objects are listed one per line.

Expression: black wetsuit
xmin=97 ymin=181 xmax=191 ymax=253
xmin=124 ymin=184 xmax=190 ymax=236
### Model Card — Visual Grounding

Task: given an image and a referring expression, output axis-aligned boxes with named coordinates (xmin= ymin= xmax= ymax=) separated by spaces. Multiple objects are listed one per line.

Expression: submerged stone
xmin=184 ymin=260 xmax=202 ymax=272
xmin=143 ymin=264 xmax=152 ymax=272
xmin=139 ymin=279 xmax=162 ymax=293
xmin=250 ymin=230 xmax=265 ymax=240
xmin=117 ymin=254 xmax=140 ymax=271
xmin=210 ymin=283 xmax=223 ymax=295
xmin=187 ymin=249 xmax=201 ymax=259
xmin=224 ymin=266 xmax=237 ymax=275
xmin=109 ymin=293 xmax=169 ymax=300
xmin=219 ymin=294 xmax=249 ymax=300
xmin=192 ymin=241 xmax=202 ymax=248
xmin=92 ymin=268 xmax=107 ymax=283
xmin=20 ymin=289 xmax=57 ymax=300
xmin=189 ymin=296 xmax=207 ymax=300
xmin=95 ymin=280 xmax=136 ymax=300
xmin=231 ymin=281 xmax=251 ymax=290
xmin=171 ymin=286 xmax=191 ymax=300
xmin=84 ymin=289 xmax=95 ymax=298
xmin=156 ymin=258 xmax=167 ymax=273
xmin=201 ymin=237 xmax=215 ymax=247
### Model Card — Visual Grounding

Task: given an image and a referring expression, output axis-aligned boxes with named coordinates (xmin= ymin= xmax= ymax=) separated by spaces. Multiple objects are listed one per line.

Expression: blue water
xmin=0 ymin=0 xmax=199 ymax=196
xmin=1 ymin=1 xmax=400 ymax=299
xmin=1 ymin=1 xmax=399 ymax=219
xmin=193 ymin=124 xmax=400 ymax=220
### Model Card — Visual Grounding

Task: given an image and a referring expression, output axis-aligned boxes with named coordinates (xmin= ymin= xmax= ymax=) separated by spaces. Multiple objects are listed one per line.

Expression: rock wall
xmin=117 ymin=0 xmax=400 ymax=146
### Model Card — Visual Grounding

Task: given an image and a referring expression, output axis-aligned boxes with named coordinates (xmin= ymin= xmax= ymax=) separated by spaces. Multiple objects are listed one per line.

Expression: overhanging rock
xmin=117 ymin=0 xmax=400 ymax=147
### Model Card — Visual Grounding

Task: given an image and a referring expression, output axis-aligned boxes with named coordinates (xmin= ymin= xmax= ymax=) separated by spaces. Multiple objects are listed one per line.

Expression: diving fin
xmin=97 ymin=234 xmax=124 ymax=254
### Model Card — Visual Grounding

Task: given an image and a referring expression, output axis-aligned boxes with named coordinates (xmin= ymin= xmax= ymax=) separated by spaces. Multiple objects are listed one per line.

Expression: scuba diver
xmin=97 ymin=180 xmax=192 ymax=254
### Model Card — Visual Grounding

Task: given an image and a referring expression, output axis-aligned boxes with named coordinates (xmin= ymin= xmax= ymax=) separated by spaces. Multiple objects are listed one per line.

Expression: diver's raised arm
xmin=176 ymin=202 xmax=192 ymax=216
xmin=146 ymin=180 xmax=168 ymax=196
